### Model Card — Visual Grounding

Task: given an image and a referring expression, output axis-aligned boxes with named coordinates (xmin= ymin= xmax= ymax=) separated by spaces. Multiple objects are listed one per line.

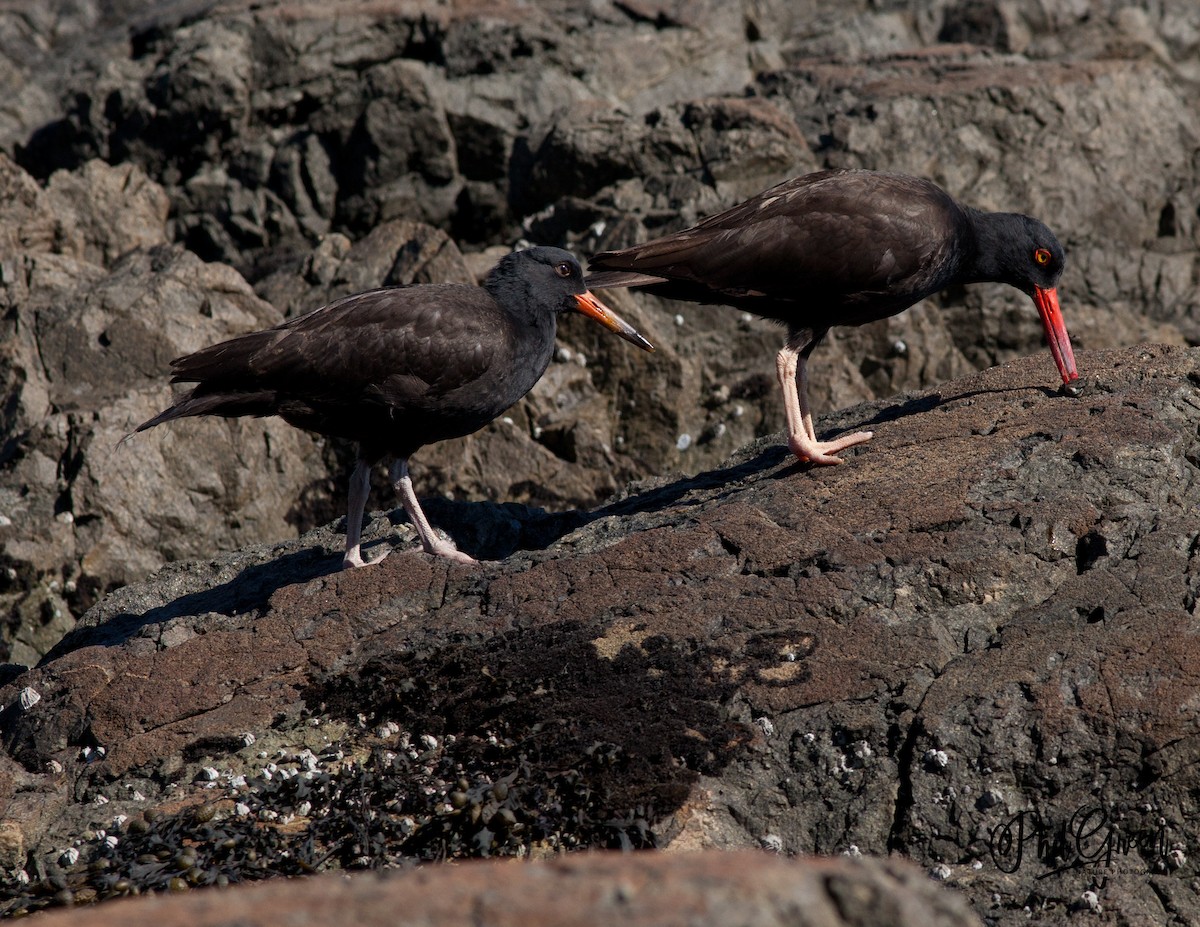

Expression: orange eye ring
xmin=1034 ymin=248 xmax=1052 ymax=266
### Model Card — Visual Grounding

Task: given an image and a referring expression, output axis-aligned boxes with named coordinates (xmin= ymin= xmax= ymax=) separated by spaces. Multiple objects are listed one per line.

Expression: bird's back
xmin=589 ymin=170 xmax=971 ymax=329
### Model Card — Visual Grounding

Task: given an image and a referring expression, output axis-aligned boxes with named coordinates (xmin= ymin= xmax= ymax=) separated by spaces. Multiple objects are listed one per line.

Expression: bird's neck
xmin=960 ymin=209 xmax=1025 ymax=288
xmin=488 ymin=279 xmax=559 ymax=367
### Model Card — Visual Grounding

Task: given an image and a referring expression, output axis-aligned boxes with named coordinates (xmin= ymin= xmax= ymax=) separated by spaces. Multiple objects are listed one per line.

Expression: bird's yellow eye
xmin=1034 ymin=248 xmax=1051 ymax=266
xmin=555 ymin=262 xmax=573 ymax=278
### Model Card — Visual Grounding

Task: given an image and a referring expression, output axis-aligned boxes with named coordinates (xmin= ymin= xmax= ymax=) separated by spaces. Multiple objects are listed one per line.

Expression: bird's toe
xmin=420 ymin=536 xmax=480 ymax=566
xmin=831 ymin=430 xmax=874 ymax=451
xmin=343 ymin=547 xmax=390 ymax=569
xmin=787 ymin=429 xmax=874 ymax=465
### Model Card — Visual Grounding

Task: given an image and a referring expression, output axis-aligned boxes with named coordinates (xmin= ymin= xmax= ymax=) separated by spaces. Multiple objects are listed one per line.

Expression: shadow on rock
xmin=39 ymin=436 xmax=797 ymax=662
xmin=39 ymin=547 xmax=342 ymax=663
xmin=302 ymin=617 xmax=750 ymax=855
xmin=33 ymin=379 xmax=941 ymax=667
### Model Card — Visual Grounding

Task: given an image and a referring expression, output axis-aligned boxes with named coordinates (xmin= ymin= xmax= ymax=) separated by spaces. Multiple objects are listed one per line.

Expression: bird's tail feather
xmin=132 ymin=390 xmax=279 ymax=435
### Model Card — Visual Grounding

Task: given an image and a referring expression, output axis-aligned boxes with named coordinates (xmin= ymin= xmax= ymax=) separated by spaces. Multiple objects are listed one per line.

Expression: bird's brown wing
xmin=169 ymin=285 xmax=503 ymax=408
xmin=590 ymin=171 xmax=961 ymax=303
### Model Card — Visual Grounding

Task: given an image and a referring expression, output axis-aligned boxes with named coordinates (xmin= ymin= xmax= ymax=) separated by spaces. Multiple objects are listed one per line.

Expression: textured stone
xmin=1 ymin=345 xmax=1197 ymax=925
xmin=26 ymin=852 xmax=981 ymax=927
xmin=2 ymin=4 xmax=1200 ymax=920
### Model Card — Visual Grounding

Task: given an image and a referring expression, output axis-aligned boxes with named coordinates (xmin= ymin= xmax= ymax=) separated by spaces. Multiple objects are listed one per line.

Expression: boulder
xmin=0 ymin=345 xmax=1196 ymax=925
xmin=23 ymin=852 xmax=983 ymax=927
xmin=0 ymin=155 xmax=325 ymax=663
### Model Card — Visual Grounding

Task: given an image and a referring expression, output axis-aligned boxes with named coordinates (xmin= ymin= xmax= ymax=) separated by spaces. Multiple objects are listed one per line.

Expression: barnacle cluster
xmin=0 ymin=716 xmax=656 ymax=916
xmin=1 ymin=598 xmax=733 ymax=916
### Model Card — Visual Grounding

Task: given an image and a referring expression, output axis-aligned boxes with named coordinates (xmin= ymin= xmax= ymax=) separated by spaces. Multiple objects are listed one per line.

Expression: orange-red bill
xmin=574 ymin=291 xmax=655 ymax=352
xmin=1032 ymin=285 xmax=1078 ymax=385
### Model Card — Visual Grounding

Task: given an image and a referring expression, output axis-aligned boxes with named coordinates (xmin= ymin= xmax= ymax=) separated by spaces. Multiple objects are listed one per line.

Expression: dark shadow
xmin=423 ymin=387 xmax=960 ymax=557
xmin=841 ymin=379 xmax=1078 ymax=434
xmin=300 ymin=613 xmax=752 ymax=859
xmin=39 ymin=547 xmax=342 ymax=664
xmin=591 ymin=441 xmax=792 ymax=519
xmin=34 ymin=440 xmax=795 ymax=661
xmin=851 ymin=392 xmax=944 ymax=429
xmin=418 ymin=436 xmax=796 ymax=562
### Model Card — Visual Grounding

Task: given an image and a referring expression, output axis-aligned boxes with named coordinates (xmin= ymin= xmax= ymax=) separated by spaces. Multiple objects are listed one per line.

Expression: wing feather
xmin=169 ymin=285 xmax=503 ymax=407
xmin=589 ymin=171 xmax=963 ymax=306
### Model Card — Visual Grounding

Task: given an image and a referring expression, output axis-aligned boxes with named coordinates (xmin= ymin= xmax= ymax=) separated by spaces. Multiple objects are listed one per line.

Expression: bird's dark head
xmin=521 ymin=247 xmax=589 ymax=299
xmin=1013 ymin=216 xmax=1065 ymax=295
xmin=488 ymin=248 xmax=594 ymax=311
xmin=972 ymin=213 xmax=1065 ymax=295
xmin=971 ymin=212 xmax=1076 ymax=387
xmin=492 ymin=247 xmax=654 ymax=352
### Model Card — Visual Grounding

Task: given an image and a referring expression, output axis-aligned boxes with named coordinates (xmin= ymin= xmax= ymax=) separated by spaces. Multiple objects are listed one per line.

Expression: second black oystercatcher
xmin=133 ymin=247 xmax=654 ymax=568
xmin=588 ymin=169 xmax=1079 ymax=464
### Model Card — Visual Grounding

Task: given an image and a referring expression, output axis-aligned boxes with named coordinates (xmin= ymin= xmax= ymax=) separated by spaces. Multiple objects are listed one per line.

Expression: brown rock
xmin=1 ymin=345 xmax=1197 ymax=926
xmin=26 ymin=852 xmax=981 ymax=927
xmin=0 ymin=154 xmax=169 ymax=268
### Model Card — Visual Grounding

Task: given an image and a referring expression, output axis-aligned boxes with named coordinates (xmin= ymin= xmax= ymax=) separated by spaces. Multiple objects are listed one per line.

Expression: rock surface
xmin=3 ymin=0 xmax=1198 ymax=664
xmin=22 ymin=851 xmax=982 ymax=927
xmin=2 ymin=0 xmax=1200 ymax=924
xmin=0 ymin=344 xmax=1198 ymax=924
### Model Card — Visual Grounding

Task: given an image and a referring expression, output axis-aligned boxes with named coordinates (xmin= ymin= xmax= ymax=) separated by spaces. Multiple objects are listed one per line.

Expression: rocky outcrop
xmin=3 ymin=2 xmax=1198 ymax=662
xmin=0 ymin=153 xmax=328 ymax=662
xmin=3 ymin=0 xmax=1200 ymax=923
xmin=23 ymin=852 xmax=984 ymax=927
xmin=1 ymin=344 xmax=1197 ymax=924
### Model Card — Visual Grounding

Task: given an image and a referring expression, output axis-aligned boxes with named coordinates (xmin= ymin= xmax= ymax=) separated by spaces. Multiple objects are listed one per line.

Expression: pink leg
xmin=775 ymin=341 xmax=872 ymax=465
xmin=390 ymin=459 xmax=478 ymax=565
xmin=342 ymin=459 xmax=389 ymax=569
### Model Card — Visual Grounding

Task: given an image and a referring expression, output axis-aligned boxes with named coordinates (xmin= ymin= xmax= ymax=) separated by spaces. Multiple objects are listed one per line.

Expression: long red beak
xmin=1032 ymin=286 xmax=1078 ymax=385
xmin=574 ymin=291 xmax=655 ymax=352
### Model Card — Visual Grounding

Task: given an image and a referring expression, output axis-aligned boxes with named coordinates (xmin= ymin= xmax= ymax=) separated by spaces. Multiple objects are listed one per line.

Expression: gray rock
xmin=0 ymin=345 xmax=1198 ymax=925
xmin=3 ymin=4 xmax=1200 ymax=917
xmin=22 ymin=851 xmax=984 ymax=927
xmin=0 ymin=154 xmax=327 ymax=661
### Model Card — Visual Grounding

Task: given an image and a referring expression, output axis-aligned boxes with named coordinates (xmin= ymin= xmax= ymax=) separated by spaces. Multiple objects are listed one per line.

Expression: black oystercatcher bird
xmin=588 ymin=169 xmax=1079 ymax=464
xmin=133 ymin=247 xmax=654 ymax=568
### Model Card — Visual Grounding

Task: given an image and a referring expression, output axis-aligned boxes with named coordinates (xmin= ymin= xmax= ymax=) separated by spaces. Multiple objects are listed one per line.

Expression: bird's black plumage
xmin=135 ymin=246 xmax=653 ymax=567
xmin=588 ymin=169 xmax=1078 ymax=464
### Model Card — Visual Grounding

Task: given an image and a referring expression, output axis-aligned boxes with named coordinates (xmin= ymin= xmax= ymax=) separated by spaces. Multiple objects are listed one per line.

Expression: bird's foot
xmin=788 ymin=430 xmax=874 ymax=465
xmin=342 ymin=546 xmax=390 ymax=569
xmin=422 ymin=537 xmax=479 ymax=566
